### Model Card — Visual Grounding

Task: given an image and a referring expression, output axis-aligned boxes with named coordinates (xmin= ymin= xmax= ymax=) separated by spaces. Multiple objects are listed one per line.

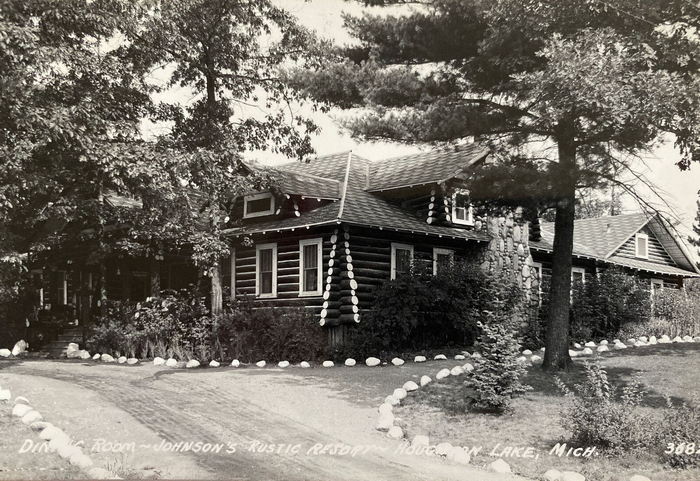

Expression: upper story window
xmin=244 ymin=193 xmax=275 ymax=219
xmin=433 ymin=248 xmax=454 ymax=275
xmin=255 ymin=243 xmax=277 ymax=298
xmin=391 ymin=243 xmax=414 ymax=280
xmin=451 ymin=189 xmax=473 ymax=226
xmin=635 ymin=233 xmax=649 ymax=259
xmin=299 ymin=238 xmax=323 ymax=296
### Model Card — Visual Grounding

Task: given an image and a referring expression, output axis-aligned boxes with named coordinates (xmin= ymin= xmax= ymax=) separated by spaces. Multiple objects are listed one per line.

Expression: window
xmin=532 ymin=261 xmax=543 ymax=304
xmin=391 ymin=243 xmax=414 ymax=280
xmin=635 ymin=233 xmax=649 ymax=259
xmin=56 ymin=271 xmax=67 ymax=305
xmin=433 ymin=248 xmax=454 ymax=275
xmin=255 ymin=243 xmax=277 ymax=297
xmin=571 ymin=267 xmax=586 ymax=286
xmin=651 ymin=278 xmax=664 ymax=295
xmin=299 ymin=238 xmax=323 ymax=296
xmin=244 ymin=193 xmax=275 ymax=219
xmin=451 ymin=189 xmax=474 ymax=226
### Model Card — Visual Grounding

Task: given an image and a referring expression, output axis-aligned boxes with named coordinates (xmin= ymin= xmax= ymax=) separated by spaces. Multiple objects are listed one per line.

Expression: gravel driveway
xmin=0 ymin=359 xmax=526 ymax=481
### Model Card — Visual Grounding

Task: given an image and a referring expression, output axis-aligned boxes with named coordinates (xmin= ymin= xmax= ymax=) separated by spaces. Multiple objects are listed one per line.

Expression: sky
xmin=146 ymin=0 xmax=700 ymax=240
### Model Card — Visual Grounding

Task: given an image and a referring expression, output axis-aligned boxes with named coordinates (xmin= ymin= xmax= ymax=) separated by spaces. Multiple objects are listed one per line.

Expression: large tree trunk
xmin=542 ymin=135 xmax=577 ymax=371
xmin=210 ymin=262 xmax=223 ymax=315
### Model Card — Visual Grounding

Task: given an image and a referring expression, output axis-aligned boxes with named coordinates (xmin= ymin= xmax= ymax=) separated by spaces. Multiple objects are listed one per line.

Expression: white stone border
xmin=372 ymin=336 xmax=696 ymax=480
xmin=0 ymin=385 xmax=121 ymax=479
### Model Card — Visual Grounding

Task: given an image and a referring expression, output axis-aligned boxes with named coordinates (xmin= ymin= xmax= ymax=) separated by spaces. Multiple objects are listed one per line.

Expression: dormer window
xmin=244 ymin=193 xmax=275 ymax=219
xmin=635 ymin=233 xmax=649 ymax=259
xmin=451 ymin=189 xmax=473 ymax=226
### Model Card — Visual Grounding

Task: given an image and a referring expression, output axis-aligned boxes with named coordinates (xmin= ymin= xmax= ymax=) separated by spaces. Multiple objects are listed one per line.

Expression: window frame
xmin=255 ymin=243 xmax=278 ymax=298
xmin=298 ymin=238 xmax=323 ymax=297
xmin=531 ymin=261 xmax=543 ymax=305
xmin=56 ymin=270 xmax=68 ymax=305
xmin=243 ymin=192 xmax=276 ymax=219
xmin=635 ymin=232 xmax=649 ymax=259
xmin=390 ymin=243 xmax=414 ymax=280
xmin=651 ymin=278 xmax=664 ymax=294
xmin=229 ymin=247 xmax=236 ymax=300
xmin=451 ymin=189 xmax=474 ymax=226
xmin=432 ymin=248 xmax=455 ymax=275
xmin=571 ymin=266 xmax=586 ymax=285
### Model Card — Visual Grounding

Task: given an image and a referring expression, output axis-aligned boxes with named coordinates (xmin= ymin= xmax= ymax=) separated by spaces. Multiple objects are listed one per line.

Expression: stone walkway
xmin=0 ymin=359 xmax=527 ymax=480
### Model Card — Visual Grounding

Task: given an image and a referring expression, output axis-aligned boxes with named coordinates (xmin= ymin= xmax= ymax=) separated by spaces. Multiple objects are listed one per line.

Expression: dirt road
xmin=0 ymin=359 xmax=527 ymax=481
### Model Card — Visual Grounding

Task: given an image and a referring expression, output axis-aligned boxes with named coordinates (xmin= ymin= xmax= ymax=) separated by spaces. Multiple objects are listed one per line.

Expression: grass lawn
xmin=0 ymin=412 xmax=82 ymax=480
xmin=394 ymin=343 xmax=700 ymax=481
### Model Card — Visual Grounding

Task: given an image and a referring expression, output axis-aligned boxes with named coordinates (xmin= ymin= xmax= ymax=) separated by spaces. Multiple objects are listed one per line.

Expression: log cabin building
xmin=26 ymin=146 xmax=700 ymax=344
xmin=221 ymin=147 xmax=700 ymax=338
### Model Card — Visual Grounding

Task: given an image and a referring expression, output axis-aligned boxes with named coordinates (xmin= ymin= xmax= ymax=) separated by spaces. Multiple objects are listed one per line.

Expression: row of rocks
xmin=543 ymin=468 xmax=651 ymax=481
xmin=147 ymin=352 xmax=478 ymax=370
xmin=1 ymin=385 xmax=118 ymax=479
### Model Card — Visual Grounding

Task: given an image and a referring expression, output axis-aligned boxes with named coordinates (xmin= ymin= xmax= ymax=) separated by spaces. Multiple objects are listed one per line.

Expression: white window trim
xmin=230 ymin=248 xmax=236 ymax=300
xmin=255 ymin=243 xmax=277 ymax=298
xmin=571 ymin=266 xmax=586 ymax=284
xmin=299 ymin=238 xmax=323 ymax=297
xmin=451 ymin=189 xmax=474 ymax=226
xmin=391 ymin=243 xmax=414 ymax=280
xmin=532 ymin=261 xmax=543 ymax=304
xmin=57 ymin=271 xmax=68 ymax=305
xmin=651 ymin=278 xmax=664 ymax=293
xmin=244 ymin=192 xmax=275 ymax=219
xmin=635 ymin=232 xmax=649 ymax=259
xmin=432 ymin=248 xmax=454 ymax=275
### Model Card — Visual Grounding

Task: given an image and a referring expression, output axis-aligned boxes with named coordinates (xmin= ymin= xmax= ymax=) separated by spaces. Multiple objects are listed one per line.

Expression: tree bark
xmin=542 ymin=132 xmax=577 ymax=371
xmin=210 ymin=262 xmax=223 ymax=315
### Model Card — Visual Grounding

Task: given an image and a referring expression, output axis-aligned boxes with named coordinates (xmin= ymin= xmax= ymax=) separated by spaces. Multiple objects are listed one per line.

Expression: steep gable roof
xmin=533 ymin=212 xmax=700 ymax=276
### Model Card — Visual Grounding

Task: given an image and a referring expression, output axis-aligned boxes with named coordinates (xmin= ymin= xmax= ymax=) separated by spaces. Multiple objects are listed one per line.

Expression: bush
xmin=556 ymin=363 xmax=657 ymax=455
xmin=659 ymin=398 xmax=700 ymax=468
xmin=466 ymin=315 xmax=531 ymax=413
xmin=651 ymin=288 xmax=700 ymax=337
xmin=570 ymin=268 xmax=651 ymax=341
xmin=88 ymin=291 xmax=328 ymax=363
xmin=340 ymin=261 xmax=527 ymax=358
xmin=217 ymin=299 xmax=327 ymax=363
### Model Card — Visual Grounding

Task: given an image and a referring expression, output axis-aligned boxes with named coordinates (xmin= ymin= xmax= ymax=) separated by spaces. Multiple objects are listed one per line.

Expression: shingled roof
xmin=225 ymin=150 xmax=699 ymax=278
xmin=225 ymin=149 xmax=490 ymax=242
xmin=531 ymin=213 xmax=700 ymax=277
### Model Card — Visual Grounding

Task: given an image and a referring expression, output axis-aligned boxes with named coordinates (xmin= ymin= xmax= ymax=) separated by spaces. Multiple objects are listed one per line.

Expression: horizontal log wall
xmin=230 ymin=226 xmax=337 ymax=316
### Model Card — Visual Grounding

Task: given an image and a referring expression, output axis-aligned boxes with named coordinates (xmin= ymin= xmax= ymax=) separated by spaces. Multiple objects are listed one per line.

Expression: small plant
xmin=555 ymin=363 xmax=656 ymax=455
xmin=466 ymin=316 xmax=531 ymax=413
xmin=659 ymin=397 xmax=700 ymax=469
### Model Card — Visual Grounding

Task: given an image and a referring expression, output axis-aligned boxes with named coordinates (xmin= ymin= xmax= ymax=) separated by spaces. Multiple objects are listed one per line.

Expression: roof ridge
xmin=368 ymin=143 xmax=486 ymax=164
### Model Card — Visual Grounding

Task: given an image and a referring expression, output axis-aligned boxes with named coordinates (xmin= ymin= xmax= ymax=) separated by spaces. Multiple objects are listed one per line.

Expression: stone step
xmin=56 ymin=334 xmax=83 ymax=342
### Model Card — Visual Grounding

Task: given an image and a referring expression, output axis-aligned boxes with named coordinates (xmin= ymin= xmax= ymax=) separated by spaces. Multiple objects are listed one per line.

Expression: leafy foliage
xmin=87 ymin=291 xmax=327 ymax=363
xmin=340 ymin=261 xmax=526 ymax=358
xmin=659 ymin=398 xmax=700 ymax=468
xmin=569 ymin=268 xmax=652 ymax=341
xmin=556 ymin=363 xmax=656 ymax=455
xmin=466 ymin=316 xmax=531 ymax=413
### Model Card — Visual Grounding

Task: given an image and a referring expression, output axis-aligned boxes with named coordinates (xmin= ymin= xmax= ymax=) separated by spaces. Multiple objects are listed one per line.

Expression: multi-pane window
xmin=244 ymin=193 xmax=275 ymax=218
xmin=432 ymin=248 xmax=454 ymax=275
xmin=635 ymin=233 xmax=649 ymax=259
xmin=451 ymin=189 xmax=474 ymax=226
xmin=299 ymin=238 xmax=322 ymax=296
xmin=391 ymin=243 xmax=414 ymax=280
xmin=256 ymin=243 xmax=277 ymax=297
